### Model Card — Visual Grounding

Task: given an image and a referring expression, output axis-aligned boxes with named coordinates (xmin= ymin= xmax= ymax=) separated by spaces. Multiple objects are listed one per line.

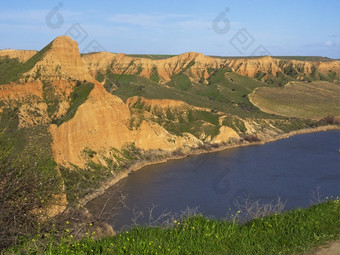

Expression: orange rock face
xmin=82 ymin=51 xmax=223 ymax=83
xmin=23 ymin=36 xmax=93 ymax=82
xmin=49 ymin=83 xmax=133 ymax=166
xmin=126 ymin=96 xmax=188 ymax=111
xmin=49 ymin=83 xmax=203 ymax=167
xmin=0 ymin=80 xmax=43 ymax=101
xmin=82 ymin=53 xmax=340 ymax=83
xmin=3 ymin=35 xmax=339 ymax=168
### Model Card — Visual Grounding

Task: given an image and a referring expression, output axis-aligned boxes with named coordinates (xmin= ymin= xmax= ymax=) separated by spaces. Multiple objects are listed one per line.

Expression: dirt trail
xmin=302 ymin=240 xmax=340 ymax=255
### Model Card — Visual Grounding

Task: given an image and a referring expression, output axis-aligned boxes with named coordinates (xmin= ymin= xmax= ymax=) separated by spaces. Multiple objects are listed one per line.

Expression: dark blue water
xmin=86 ymin=131 xmax=340 ymax=231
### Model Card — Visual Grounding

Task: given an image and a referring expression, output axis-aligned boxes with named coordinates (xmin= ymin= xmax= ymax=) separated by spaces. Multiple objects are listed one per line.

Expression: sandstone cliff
xmin=21 ymin=36 xmax=93 ymax=82
xmin=1 ymin=35 xmax=338 ymax=170
xmin=82 ymin=52 xmax=340 ymax=84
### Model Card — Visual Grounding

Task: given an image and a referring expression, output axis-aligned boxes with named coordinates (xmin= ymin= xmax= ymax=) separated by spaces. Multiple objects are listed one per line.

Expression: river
xmin=86 ymin=130 xmax=340 ymax=231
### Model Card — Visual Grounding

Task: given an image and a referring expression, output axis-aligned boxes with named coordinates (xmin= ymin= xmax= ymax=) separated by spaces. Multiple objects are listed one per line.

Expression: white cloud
xmin=324 ymin=40 xmax=333 ymax=46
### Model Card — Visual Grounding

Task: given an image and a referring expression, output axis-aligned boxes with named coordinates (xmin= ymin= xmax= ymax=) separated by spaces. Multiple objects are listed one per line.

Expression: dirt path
xmin=302 ymin=240 xmax=340 ymax=255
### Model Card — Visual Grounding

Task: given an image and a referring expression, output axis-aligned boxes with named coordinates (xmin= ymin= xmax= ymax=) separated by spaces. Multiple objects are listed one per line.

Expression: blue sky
xmin=0 ymin=0 xmax=339 ymax=58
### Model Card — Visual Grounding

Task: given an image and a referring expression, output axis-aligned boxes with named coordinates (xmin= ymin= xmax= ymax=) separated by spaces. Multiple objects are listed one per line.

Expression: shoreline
xmin=79 ymin=125 xmax=340 ymax=206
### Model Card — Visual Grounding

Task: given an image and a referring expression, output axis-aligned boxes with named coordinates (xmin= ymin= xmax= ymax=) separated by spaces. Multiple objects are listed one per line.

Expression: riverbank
xmin=79 ymin=125 xmax=340 ymax=206
xmin=29 ymin=199 xmax=340 ymax=255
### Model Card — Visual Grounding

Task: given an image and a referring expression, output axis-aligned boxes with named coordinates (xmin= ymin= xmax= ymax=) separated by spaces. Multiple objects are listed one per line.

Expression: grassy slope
xmin=53 ymin=82 xmax=94 ymax=126
xmin=249 ymin=81 xmax=340 ymax=119
xmin=39 ymin=200 xmax=340 ymax=255
xmin=106 ymin=69 xmax=277 ymax=118
xmin=0 ymin=42 xmax=52 ymax=85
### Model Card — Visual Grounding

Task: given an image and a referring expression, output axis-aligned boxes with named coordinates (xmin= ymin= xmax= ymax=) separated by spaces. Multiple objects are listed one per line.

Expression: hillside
xmin=0 ymin=35 xmax=339 ymax=221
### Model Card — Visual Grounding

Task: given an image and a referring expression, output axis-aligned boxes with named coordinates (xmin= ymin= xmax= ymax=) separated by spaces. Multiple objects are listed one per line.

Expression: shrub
xmin=0 ymin=149 xmax=63 ymax=250
xmin=243 ymin=134 xmax=261 ymax=142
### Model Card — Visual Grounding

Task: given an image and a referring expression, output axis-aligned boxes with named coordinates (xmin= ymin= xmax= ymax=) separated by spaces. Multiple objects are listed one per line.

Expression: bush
xmin=320 ymin=115 xmax=339 ymax=125
xmin=243 ymin=134 xmax=261 ymax=143
xmin=0 ymin=149 xmax=63 ymax=250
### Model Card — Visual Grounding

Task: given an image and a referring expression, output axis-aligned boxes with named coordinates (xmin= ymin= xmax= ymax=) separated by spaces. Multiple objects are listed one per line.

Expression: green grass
xmin=95 ymin=72 xmax=105 ymax=83
xmin=53 ymin=82 xmax=94 ymax=126
xmin=60 ymin=144 xmax=144 ymax=204
xmin=36 ymin=199 xmax=340 ymax=254
xmin=0 ymin=57 xmax=25 ymax=85
xmin=250 ymin=81 xmax=340 ymax=120
xmin=0 ymin=42 xmax=52 ymax=85
xmin=270 ymin=118 xmax=324 ymax=133
xmin=43 ymin=81 xmax=61 ymax=119
xmin=222 ymin=116 xmax=247 ymax=133
xmin=129 ymin=100 xmax=222 ymax=139
xmin=105 ymin=70 xmax=276 ymax=118
xmin=167 ymin=74 xmax=192 ymax=91
xmin=149 ymin=67 xmax=159 ymax=83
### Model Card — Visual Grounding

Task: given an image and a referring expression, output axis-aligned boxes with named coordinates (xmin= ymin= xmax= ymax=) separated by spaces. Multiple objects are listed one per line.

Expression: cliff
xmin=0 ymin=35 xmax=339 ymax=209
xmin=82 ymin=53 xmax=340 ymax=84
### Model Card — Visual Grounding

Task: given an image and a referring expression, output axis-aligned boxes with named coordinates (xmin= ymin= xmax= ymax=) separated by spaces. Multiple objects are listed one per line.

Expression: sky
xmin=0 ymin=0 xmax=339 ymax=58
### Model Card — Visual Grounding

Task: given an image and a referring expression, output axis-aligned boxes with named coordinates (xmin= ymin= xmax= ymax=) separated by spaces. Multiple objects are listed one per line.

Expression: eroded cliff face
xmin=49 ymin=83 xmax=133 ymax=166
xmin=0 ymin=49 xmax=37 ymax=62
xmin=82 ymin=53 xmax=340 ymax=84
xmin=1 ymin=35 xmax=338 ymax=169
xmin=49 ymin=84 xmax=207 ymax=167
xmin=0 ymin=80 xmax=43 ymax=101
xmin=22 ymin=36 xmax=93 ymax=82
xmin=126 ymin=96 xmax=189 ymax=113
xmin=82 ymin=51 xmax=224 ymax=83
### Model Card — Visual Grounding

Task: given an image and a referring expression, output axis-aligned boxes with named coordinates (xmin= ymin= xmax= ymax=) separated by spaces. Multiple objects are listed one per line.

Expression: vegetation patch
xmin=153 ymin=109 xmax=221 ymax=139
xmin=222 ymin=116 xmax=247 ymax=133
xmin=53 ymin=82 xmax=94 ymax=126
xmin=18 ymin=199 xmax=340 ymax=255
xmin=249 ymin=81 xmax=340 ymax=119
xmin=149 ymin=67 xmax=159 ymax=83
xmin=0 ymin=42 xmax=52 ymax=85
xmin=167 ymin=74 xmax=192 ymax=91
xmin=43 ymin=81 xmax=60 ymax=119
xmin=95 ymin=72 xmax=105 ymax=83
xmin=60 ymin=144 xmax=144 ymax=203
xmin=0 ymin=142 xmax=62 ymax=250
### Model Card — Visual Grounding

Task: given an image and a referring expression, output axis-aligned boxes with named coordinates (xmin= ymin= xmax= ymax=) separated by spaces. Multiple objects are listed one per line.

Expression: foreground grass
xmin=10 ymin=199 xmax=339 ymax=255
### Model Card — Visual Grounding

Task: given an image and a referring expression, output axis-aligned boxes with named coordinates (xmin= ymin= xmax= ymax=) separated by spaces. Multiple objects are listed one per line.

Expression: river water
xmin=86 ymin=131 xmax=340 ymax=231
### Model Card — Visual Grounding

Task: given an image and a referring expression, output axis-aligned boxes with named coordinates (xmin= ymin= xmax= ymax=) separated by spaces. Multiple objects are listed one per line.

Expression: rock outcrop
xmin=22 ymin=36 xmax=93 ymax=82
